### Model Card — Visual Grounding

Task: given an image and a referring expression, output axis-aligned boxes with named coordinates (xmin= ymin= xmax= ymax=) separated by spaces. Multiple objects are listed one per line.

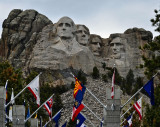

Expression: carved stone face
xmin=90 ymin=36 xmax=102 ymax=56
xmin=56 ymin=17 xmax=75 ymax=39
xmin=76 ymin=25 xmax=90 ymax=46
xmin=110 ymin=37 xmax=124 ymax=58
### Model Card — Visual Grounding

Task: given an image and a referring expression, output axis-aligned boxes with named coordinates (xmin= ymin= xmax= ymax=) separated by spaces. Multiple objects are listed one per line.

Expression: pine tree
xmin=92 ymin=66 xmax=100 ymax=79
xmin=141 ymin=9 xmax=160 ymax=127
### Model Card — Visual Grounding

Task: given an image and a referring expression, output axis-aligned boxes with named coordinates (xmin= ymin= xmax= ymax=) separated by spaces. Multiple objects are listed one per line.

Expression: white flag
xmin=11 ymin=88 xmax=15 ymax=104
xmin=9 ymin=106 xmax=13 ymax=122
xmin=27 ymin=75 xmax=40 ymax=106
xmin=133 ymin=97 xmax=142 ymax=120
xmin=111 ymin=69 xmax=115 ymax=99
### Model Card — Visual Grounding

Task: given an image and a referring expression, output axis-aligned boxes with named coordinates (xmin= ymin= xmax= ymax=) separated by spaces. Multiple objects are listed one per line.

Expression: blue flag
xmin=62 ymin=121 xmax=67 ymax=127
xmin=75 ymin=84 xmax=86 ymax=106
xmin=100 ymin=117 xmax=104 ymax=127
xmin=53 ymin=110 xmax=61 ymax=127
xmin=76 ymin=113 xmax=86 ymax=127
xmin=143 ymin=77 xmax=155 ymax=105
xmin=26 ymin=105 xmax=30 ymax=119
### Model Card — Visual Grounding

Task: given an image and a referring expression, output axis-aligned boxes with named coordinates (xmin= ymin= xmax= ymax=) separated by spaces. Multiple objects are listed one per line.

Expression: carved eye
xmin=65 ymin=23 xmax=71 ymax=27
xmin=58 ymin=23 xmax=63 ymax=27
xmin=77 ymin=30 xmax=82 ymax=33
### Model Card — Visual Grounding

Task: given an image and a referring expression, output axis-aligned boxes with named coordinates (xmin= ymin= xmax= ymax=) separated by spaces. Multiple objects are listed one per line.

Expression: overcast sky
xmin=0 ymin=0 xmax=160 ymax=38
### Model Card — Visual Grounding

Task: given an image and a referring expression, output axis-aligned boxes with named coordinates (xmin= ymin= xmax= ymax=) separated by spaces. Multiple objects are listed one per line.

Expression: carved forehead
xmin=57 ymin=16 xmax=75 ymax=26
xmin=111 ymin=37 xmax=121 ymax=44
xmin=91 ymin=36 xmax=102 ymax=43
xmin=77 ymin=25 xmax=90 ymax=33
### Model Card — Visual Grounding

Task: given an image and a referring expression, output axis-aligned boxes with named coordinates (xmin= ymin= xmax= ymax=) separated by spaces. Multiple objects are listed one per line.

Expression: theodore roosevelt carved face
xmin=89 ymin=35 xmax=102 ymax=56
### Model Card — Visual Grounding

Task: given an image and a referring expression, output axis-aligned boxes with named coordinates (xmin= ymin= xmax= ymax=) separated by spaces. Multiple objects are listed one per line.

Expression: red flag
xmin=133 ymin=97 xmax=142 ymax=120
xmin=111 ymin=69 xmax=115 ymax=99
xmin=44 ymin=98 xmax=53 ymax=117
xmin=72 ymin=103 xmax=84 ymax=121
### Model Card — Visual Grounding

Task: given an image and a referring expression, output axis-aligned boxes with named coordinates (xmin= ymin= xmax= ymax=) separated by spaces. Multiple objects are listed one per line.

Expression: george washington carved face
xmin=56 ymin=16 xmax=76 ymax=39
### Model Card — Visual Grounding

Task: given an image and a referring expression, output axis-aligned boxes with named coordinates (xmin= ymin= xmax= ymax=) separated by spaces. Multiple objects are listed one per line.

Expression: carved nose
xmin=82 ymin=34 xmax=86 ymax=37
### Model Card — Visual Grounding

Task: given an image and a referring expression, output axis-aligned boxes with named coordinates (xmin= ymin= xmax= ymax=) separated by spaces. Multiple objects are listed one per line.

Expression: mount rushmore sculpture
xmin=0 ymin=9 xmax=153 ymax=84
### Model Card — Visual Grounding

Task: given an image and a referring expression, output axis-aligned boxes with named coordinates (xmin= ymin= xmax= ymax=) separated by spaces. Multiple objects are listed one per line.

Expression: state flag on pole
xmin=72 ymin=103 xmax=84 ymax=121
xmin=44 ymin=98 xmax=53 ymax=117
xmin=76 ymin=113 xmax=86 ymax=127
xmin=11 ymin=88 xmax=15 ymax=105
xmin=62 ymin=121 xmax=67 ymax=127
xmin=143 ymin=77 xmax=155 ymax=105
xmin=111 ymin=69 xmax=115 ymax=99
xmin=133 ymin=97 xmax=142 ymax=120
xmin=53 ymin=110 xmax=61 ymax=127
xmin=26 ymin=105 xmax=30 ymax=119
xmin=73 ymin=77 xmax=83 ymax=98
xmin=127 ymin=114 xmax=132 ymax=127
xmin=27 ymin=75 xmax=40 ymax=106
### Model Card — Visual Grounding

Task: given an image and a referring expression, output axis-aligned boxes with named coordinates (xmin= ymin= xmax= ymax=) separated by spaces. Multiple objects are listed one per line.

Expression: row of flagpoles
xmin=4 ymin=67 xmax=158 ymax=127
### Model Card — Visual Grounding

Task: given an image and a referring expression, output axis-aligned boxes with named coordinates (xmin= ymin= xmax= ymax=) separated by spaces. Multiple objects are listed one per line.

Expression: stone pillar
xmin=12 ymin=105 xmax=25 ymax=127
xmin=103 ymin=87 xmax=121 ymax=127
xmin=0 ymin=86 xmax=6 ymax=127
xmin=30 ymin=118 xmax=38 ymax=127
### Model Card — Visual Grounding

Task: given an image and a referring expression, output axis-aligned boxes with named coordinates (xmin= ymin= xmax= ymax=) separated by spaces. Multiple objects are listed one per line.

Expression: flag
xmin=26 ymin=105 xmax=30 ymax=119
xmin=34 ymin=112 xmax=37 ymax=118
xmin=75 ymin=83 xmax=86 ymax=104
xmin=5 ymin=80 xmax=8 ymax=101
xmin=100 ymin=117 xmax=104 ymax=127
xmin=76 ymin=113 xmax=86 ymax=127
xmin=53 ymin=110 xmax=61 ymax=127
xmin=133 ymin=97 xmax=142 ymax=120
xmin=9 ymin=105 xmax=13 ymax=122
xmin=143 ymin=77 xmax=155 ymax=105
xmin=5 ymin=80 xmax=8 ymax=124
xmin=126 ymin=114 xmax=132 ymax=127
xmin=44 ymin=98 xmax=53 ymax=117
xmin=11 ymin=88 xmax=15 ymax=105
xmin=72 ymin=103 xmax=84 ymax=121
xmin=73 ymin=77 xmax=83 ymax=98
xmin=111 ymin=69 xmax=115 ymax=99
xmin=27 ymin=75 xmax=40 ymax=106
xmin=62 ymin=121 xmax=67 ymax=127
xmin=80 ymin=123 xmax=86 ymax=127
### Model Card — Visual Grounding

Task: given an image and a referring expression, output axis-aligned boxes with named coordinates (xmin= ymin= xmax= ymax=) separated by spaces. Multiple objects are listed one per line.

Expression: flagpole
xmin=24 ymin=93 xmax=54 ymax=123
xmin=86 ymin=88 xmax=106 ymax=109
xmin=120 ymin=106 xmax=133 ymax=118
xmin=43 ymin=108 xmax=63 ymax=127
xmin=5 ymin=73 xmax=42 ymax=108
xmin=121 ymin=72 xmax=158 ymax=109
xmin=81 ymin=112 xmax=95 ymax=127
xmin=120 ymin=110 xmax=136 ymax=125
xmin=82 ymin=102 xmax=101 ymax=122
xmin=120 ymin=87 xmax=143 ymax=109
xmin=70 ymin=73 xmax=106 ymax=109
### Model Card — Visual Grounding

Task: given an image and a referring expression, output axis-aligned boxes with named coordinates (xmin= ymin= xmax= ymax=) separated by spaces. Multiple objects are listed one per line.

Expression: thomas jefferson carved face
xmin=110 ymin=37 xmax=124 ymax=59
xmin=76 ymin=25 xmax=90 ymax=46
xmin=90 ymin=36 xmax=102 ymax=56
xmin=56 ymin=17 xmax=76 ymax=39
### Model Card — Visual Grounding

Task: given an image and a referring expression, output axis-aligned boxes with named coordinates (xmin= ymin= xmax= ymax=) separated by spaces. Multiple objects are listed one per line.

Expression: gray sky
xmin=0 ymin=0 xmax=160 ymax=38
